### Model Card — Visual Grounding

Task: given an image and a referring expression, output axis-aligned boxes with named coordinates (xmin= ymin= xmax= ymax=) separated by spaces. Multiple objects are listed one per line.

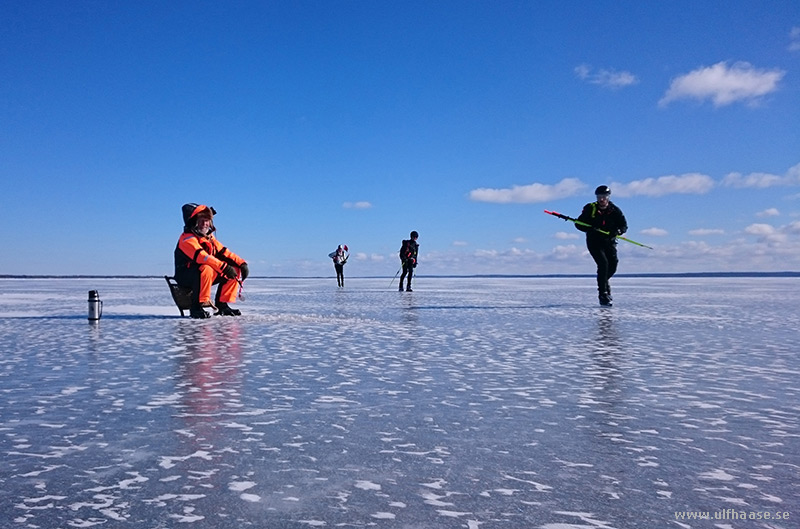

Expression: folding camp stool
xmin=164 ymin=276 xmax=193 ymax=317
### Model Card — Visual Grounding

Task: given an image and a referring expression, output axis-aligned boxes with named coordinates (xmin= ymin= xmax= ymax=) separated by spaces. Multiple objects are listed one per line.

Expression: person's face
xmin=596 ymin=195 xmax=610 ymax=209
xmin=196 ymin=216 xmax=212 ymax=235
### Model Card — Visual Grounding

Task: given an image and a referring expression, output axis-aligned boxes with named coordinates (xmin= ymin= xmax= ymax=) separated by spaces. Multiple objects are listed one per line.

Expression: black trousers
xmin=334 ymin=264 xmax=344 ymax=287
xmin=587 ymin=240 xmax=618 ymax=293
xmin=399 ymin=261 xmax=414 ymax=289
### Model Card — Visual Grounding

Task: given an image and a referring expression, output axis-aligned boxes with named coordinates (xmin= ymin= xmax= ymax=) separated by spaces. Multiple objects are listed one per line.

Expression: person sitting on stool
xmin=174 ymin=203 xmax=249 ymax=318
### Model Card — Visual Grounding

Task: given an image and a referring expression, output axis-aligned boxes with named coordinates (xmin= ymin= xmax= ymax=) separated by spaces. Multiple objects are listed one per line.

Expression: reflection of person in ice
xmin=178 ymin=324 xmax=243 ymax=418
xmin=174 ymin=203 xmax=249 ymax=318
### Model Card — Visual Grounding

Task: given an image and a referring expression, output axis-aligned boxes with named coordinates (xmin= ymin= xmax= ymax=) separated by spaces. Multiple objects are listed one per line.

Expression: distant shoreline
xmin=2 ymin=272 xmax=799 ymax=279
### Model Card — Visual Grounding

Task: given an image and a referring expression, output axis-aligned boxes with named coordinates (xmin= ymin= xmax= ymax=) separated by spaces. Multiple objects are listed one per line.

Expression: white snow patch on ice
xmin=355 ymin=480 xmax=381 ymax=491
xmin=698 ymin=469 xmax=736 ymax=481
xmin=229 ymin=481 xmax=256 ymax=492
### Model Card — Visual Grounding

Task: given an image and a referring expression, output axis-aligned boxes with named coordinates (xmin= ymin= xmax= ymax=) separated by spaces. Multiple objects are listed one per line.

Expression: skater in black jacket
xmin=398 ymin=231 xmax=419 ymax=292
xmin=576 ymin=186 xmax=627 ymax=306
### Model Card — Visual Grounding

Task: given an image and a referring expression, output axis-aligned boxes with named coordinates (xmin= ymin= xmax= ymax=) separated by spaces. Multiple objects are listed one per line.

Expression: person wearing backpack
xmin=398 ymin=231 xmax=419 ymax=292
xmin=328 ymin=244 xmax=349 ymax=287
xmin=575 ymin=186 xmax=627 ymax=306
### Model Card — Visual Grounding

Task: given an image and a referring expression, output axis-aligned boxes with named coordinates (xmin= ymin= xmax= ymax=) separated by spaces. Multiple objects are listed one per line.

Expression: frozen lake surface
xmin=1 ymin=276 xmax=797 ymax=528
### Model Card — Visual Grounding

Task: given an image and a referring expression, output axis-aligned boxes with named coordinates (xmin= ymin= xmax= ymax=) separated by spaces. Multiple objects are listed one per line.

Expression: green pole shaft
xmin=544 ymin=210 xmax=653 ymax=250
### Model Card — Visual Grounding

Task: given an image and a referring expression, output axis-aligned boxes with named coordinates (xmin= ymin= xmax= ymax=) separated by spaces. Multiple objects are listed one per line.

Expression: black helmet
xmin=410 ymin=230 xmax=419 ymax=239
xmin=594 ymin=185 xmax=611 ymax=196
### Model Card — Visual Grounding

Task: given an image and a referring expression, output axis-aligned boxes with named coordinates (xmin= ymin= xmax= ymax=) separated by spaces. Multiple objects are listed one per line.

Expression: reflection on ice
xmin=0 ymin=276 xmax=797 ymax=528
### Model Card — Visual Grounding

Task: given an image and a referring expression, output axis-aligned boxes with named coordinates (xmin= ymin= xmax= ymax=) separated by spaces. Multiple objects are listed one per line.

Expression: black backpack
xmin=399 ymin=239 xmax=411 ymax=260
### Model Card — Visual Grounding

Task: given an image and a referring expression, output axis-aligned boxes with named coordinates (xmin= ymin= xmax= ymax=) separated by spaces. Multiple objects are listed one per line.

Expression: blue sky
xmin=3 ymin=1 xmax=799 ymax=277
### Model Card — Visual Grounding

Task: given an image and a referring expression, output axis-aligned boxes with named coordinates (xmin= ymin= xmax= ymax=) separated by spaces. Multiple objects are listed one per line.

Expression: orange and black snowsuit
xmin=174 ymin=204 xmax=246 ymax=306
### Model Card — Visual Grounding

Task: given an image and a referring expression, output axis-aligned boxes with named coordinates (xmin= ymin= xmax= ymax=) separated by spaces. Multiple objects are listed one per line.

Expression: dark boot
xmin=189 ymin=303 xmax=211 ymax=319
xmin=598 ymin=293 xmax=612 ymax=306
xmin=216 ymin=302 xmax=241 ymax=316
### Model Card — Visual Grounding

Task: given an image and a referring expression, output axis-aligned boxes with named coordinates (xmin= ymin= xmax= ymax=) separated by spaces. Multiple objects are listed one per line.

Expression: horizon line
xmin=2 ymin=272 xmax=799 ymax=280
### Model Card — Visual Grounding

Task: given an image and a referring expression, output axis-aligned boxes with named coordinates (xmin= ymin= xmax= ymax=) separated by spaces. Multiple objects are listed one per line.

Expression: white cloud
xmin=555 ymin=232 xmax=579 ymax=240
xmin=469 ymin=177 xmax=586 ymax=204
xmin=642 ymin=227 xmax=668 ymax=237
xmin=745 ymin=223 xmax=777 ymax=236
xmin=722 ymin=163 xmax=800 ymax=188
xmin=353 ymin=252 xmax=385 ymax=262
xmin=757 ymin=208 xmax=780 ymax=217
xmin=688 ymin=228 xmax=725 ymax=236
xmin=452 ymin=240 xmax=468 ymax=247
xmin=659 ymin=61 xmax=785 ymax=107
xmin=469 ymin=162 xmax=798 ymax=214
xmin=722 ymin=171 xmax=783 ymax=188
xmin=746 ymin=223 xmax=787 ymax=244
xmin=612 ymin=173 xmax=715 ymax=197
xmin=575 ymin=64 xmax=639 ymax=89
xmin=790 ymin=163 xmax=800 ymax=181
xmin=790 ymin=26 xmax=800 ymax=52
xmin=549 ymin=244 xmax=584 ymax=262
xmin=343 ymin=201 xmax=373 ymax=209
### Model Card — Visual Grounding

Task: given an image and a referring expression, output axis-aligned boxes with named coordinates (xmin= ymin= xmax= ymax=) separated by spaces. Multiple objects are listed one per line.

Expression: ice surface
xmin=1 ymin=276 xmax=797 ymax=528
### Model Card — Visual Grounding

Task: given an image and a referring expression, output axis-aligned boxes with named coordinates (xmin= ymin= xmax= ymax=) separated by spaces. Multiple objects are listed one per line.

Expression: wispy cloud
xmin=642 ymin=227 xmax=668 ymax=237
xmin=757 ymin=208 xmax=780 ymax=217
xmin=612 ymin=173 xmax=715 ymax=197
xmin=343 ymin=201 xmax=373 ymax=209
xmin=469 ymin=177 xmax=586 ymax=204
xmin=790 ymin=26 xmax=800 ymax=52
xmin=575 ymin=64 xmax=639 ymax=89
xmin=353 ymin=252 xmax=385 ymax=261
xmin=555 ymin=232 xmax=579 ymax=240
xmin=689 ymin=228 xmax=725 ymax=236
xmin=469 ymin=163 xmax=799 ymax=206
xmin=659 ymin=61 xmax=785 ymax=107
xmin=722 ymin=163 xmax=800 ymax=188
xmin=723 ymin=171 xmax=784 ymax=188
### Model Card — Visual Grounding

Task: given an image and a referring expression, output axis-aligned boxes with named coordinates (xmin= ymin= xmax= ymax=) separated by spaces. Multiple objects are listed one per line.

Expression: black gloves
xmin=221 ymin=264 xmax=238 ymax=279
xmin=240 ymin=262 xmax=249 ymax=281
